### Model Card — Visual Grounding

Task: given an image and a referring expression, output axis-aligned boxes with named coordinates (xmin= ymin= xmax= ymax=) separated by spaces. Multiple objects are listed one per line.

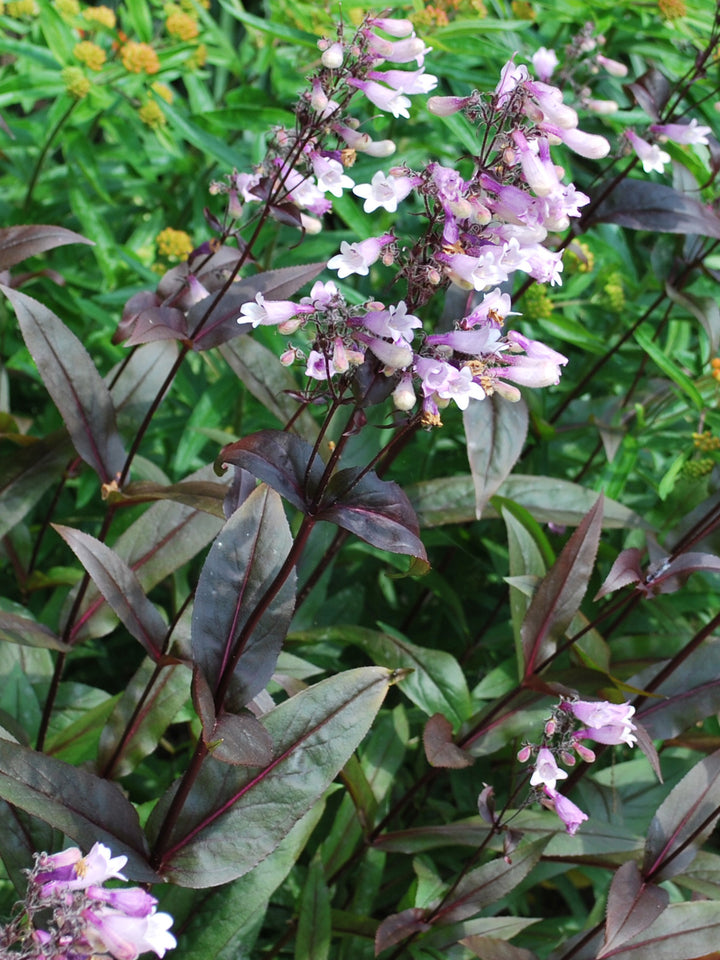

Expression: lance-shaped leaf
xmin=375 ymin=909 xmax=431 ymax=953
xmin=595 ymin=548 xmax=644 ymax=599
xmin=175 ymin=801 xmax=325 ymax=960
xmin=643 ymin=748 xmax=720 ymax=881
xmin=104 ymin=479 xmax=228 ymax=518
xmin=666 ymin=284 xmax=720 ymax=363
xmin=191 ymin=485 xmax=296 ymax=711
xmin=436 ymin=838 xmax=549 ymax=925
xmin=0 ymin=801 xmax=56 ymax=895
xmin=0 ymin=430 xmax=73 ymax=539
xmin=598 ymin=861 xmax=668 ymax=958
xmin=187 ymin=261 xmax=326 ymax=350
xmin=0 ymin=611 xmax=69 ymax=652
xmin=319 ymin=467 xmax=427 ymax=560
xmin=624 ymin=66 xmax=671 ymax=122
xmin=192 ymin=667 xmax=273 ymax=767
xmin=295 ymin=855 xmax=331 ymax=960
xmin=0 ymin=740 xmax=156 ymax=881
xmin=108 ymin=340 xmax=179 ymax=428
xmin=67 ymin=466 xmax=225 ymax=642
xmin=151 ymin=666 xmax=395 ymax=887
xmin=464 ymin=394 xmax=528 ymax=519
xmin=594 ymin=901 xmax=720 ymax=960
xmin=218 ymin=431 xmax=325 ymax=512
xmin=521 ymin=495 xmax=604 ymax=676
xmin=461 ymin=935 xmax=538 ymax=960
xmin=54 ymin=525 xmax=168 ymax=660
xmin=587 ymin=180 xmax=720 ymax=239
xmin=97 ymin=658 xmax=191 ymax=780
xmin=1 ymin=285 xmax=126 ymax=483
xmin=640 ymin=551 xmax=720 ymax=596
xmin=428 ymin=918 xmax=540 ymax=953
xmin=423 ymin=713 xmax=473 ymax=769
xmin=0 ymin=224 xmax=93 ymax=271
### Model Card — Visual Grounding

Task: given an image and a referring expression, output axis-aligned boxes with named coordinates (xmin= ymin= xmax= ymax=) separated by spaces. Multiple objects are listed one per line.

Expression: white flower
xmin=327 ymin=234 xmax=394 ymax=278
xmin=530 ymin=747 xmax=568 ymax=790
xmin=239 ymin=293 xmax=301 ymax=327
xmin=311 ymin=154 xmax=355 ymax=198
xmin=626 ymin=130 xmax=671 ymax=174
xmin=352 ymin=171 xmax=414 ymax=213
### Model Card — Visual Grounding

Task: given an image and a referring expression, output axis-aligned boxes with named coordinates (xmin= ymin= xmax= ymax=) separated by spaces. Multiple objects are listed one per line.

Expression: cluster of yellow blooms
xmin=121 ymin=40 xmax=162 ymax=74
xmin=564 ymin=241 xmax=595 ymax=275
xmin=83 ymin=4 xmax=116 ymax=27
xmin=521 ymin=284 xmax=554 ymax=322
xmin=711 ymin=358 xmax=720 ymax=383
xmin=5 ymin=0 xmax=39 ymax=16
xmin=658 ymin=0 xmax=686 ymax=18
xmin=692 ymin=429 xmax=720 ymax=452
xmin=156 ymin=228 xmax=194 ymax=260
xmin=61 ymin=65 xmax=91 ymax=99
xmin=166 ymin=7 xmax=200 ymax=41
xmin=413 ymin=0 xmax=486 ymax=28
xmin=74 ymin=40 xmax=106 ymax=71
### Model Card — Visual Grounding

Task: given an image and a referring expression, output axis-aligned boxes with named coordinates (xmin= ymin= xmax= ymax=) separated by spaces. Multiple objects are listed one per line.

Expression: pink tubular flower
xmin=596 ymin=53 xmax=628 ymax=77
xmin=532 ymin=47 xmax=558 ymax=81
xmin=427 ymin=94 xmax=473 ymax=117
xmin=530 ymin=747 xmax=568 ymax=790
xmin=369 ymin=67 xmax=437 ymax=95
xmin=239 ymin=293 xmax=303 ymax=327
xmin=540 ymin=122 xmax=610 ymax=159
xmin=625 ymin=129 xmax=671 ymax=174
xmin=650 ymin=120 xmax=711 ymax=145
xmin=367 ymin=16 xmax=415 ymax=37
xmin=327 ymin=234 xmax=394 ymax=278
xmin=352 ymin=170 xmax=416 ymax=213
xmin=37 ymin=843 xmax=128 ymax=893
xmin=83 ymin=908 xmax=176 ymax=960
xmin=543 ymin=786 xmax=588 ymax=835
xmin=347 ymin=78 xmax=411 ymax=118
xmin=566 ymin=699 xmax=637 ymax=746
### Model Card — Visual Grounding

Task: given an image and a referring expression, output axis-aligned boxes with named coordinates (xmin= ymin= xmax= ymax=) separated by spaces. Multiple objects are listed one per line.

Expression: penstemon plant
xmin=3 ymin=1 xmax=720 ymax=958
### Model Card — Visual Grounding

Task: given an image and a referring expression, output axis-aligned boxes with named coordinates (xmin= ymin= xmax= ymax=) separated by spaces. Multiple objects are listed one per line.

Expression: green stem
xmin=23 ymin=99 xmax=78 ymax=212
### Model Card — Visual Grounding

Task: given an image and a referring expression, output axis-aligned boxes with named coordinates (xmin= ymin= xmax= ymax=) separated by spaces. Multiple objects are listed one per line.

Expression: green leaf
xmin=295 ymin=855 xmax=332 ymax=960
xmin=0 ymin=610 xmax=69 ymax=652
xmin=634 ymin=326 xmax=704 ymax=411
xmin=151 ymin=667 xmax=394 ymax=887
xmin=464 ymin=395 xmax=528 ymax=519
xmin=292 ymin=625 xmax=472 ymax=729
xmin=0 ymin=431 xmax=72 ymax=539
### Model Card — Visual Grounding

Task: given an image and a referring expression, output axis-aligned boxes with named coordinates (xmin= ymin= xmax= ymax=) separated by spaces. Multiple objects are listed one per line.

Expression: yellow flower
xmin=74 ymin=40 xmax=106 ymax=71
xmin=166 ymin=10 xmax=199 ymax=40
xmin=7 ymin=0 xmax=39 ymax=16
xmin=139 ymin=99 xmax=167 ymax=128
xmin=121 ymin=41 xmax=161 ymax=75
xmin=82 ymin=4 xmax=116 ymax=28
xmin=61 ymin=66 xmax=91 ymax=100
xmin=510 ymin=0 xmax=535 ymax=19
xmin=658 ymin=0 xmax=686 ymax=17
xmin=187 ymin=42 xmax=207 ymax=69
xmin=156 ymin=228 xmax=193 ymax=259
xmin=151 ymin=82 xmax=173 ymax=104
xmin=55 ymin=0 xmax=79 ymax=18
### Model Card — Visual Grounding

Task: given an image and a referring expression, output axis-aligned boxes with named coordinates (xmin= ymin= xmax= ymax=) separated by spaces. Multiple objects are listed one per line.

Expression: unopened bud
xmin=544 ymin=719 xmax=556 ymax=737
xmin=517 ymin=744 xmax=532 ymax=763
xmin=278 ymin=317 xmax=304 ymax=335
xmin=585 ymin=98 xmax=619 ymax=115
xmin=575 ymin=741 xmax=596 ymax=763
xmin=560 ymin=751 xmax=576 ymax=766
xmin=427 ymin=95 xmax=470 ymax=117
xmin=596 ymin=54 xmax=627 ymax=77
xmin=321 ymin=41 xmax=344 ymax=69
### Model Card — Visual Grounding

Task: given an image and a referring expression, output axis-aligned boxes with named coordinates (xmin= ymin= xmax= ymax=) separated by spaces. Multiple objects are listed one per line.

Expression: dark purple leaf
xmin=632 ymin=721 xmax=663 ymax=784
xmin=478 ymin=785 xmax=497 ymax=825
xmin=108 ymin=340 xmax=180 ymax=428
xmin=211 ymin=713 xmax=274 ymax=766
xmin=157 ymin=244 xmax=248 ymax=300
xmin=595 ymin=548 xmax=643 ymax=600
xmin=461 ymin=937 xmax=538 ymax=960
xmin=0 ymin=224 xmax=93 ymax=272
xmin=124 ymin=306 xmax=189 ymax=347
xmin=595 ymin=901 xmax=720 ymax=960
xmin=624 ymin=66 xmax=671 ymax=121
xmin=0 ymin=611 xmax=70 ymax=652
xmin=0 ymin=431 xmax=74 ymax=538
xmin=0 ymin=740 xmax=156 ymax=882
xmin=643 ymin=748 xmax=720 ymax=880
xmin=521 ymin=495 xmax=604 ymax=676
xmin=375 ymin=908 xmax=431 ymax=953
xmin=636 ymin=639 xmax=720 ymax=742
xmin=187 ymin=262 xmax=326 ymax=350
xmin=54 ymin=525 xmax=168 ymax=660
xmin=268 ymin=202 xmax=304 ymax=229
xmin=464 ymin=394 xmax=529 ymax=518
xmin=319 ymin=467 xmax=427 ymax=560
xmin=218 ymin=430 xmax=324 ymax=512
xmin=423 ymin=713 xmax=474 ymax=768
xmin=598 ymin=861 xmax=669 ymax=958
xmin=192 ymin=668 xmax=273 ymax=766
xmin=0 ymin=802 xmax=55 ymax=895
xmin=644 ymin=551 xmax=720 ymax=595
xmin=665 ymin=285 xmax=720 ymax=362
xmin=223 ymin=466 xmax=257 ymax=518
xmin=588 ymin=180 xmax=720 ymax=239
xmin=191 ymin=485 xmax=296 ymax=712
xmin=104 ymin=479 xmax=228 ymax=518
xmin=438 ymin=838 xmax=549 ymax=925
xmin=150 ymin=667 xmax=393 ymax=886
xmin=1 ymin=285 xmax=126 ymax=483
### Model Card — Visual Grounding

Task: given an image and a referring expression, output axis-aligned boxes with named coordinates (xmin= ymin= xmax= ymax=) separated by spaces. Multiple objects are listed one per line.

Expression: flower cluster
xmin=0 ymin=844 xmax=175 ymax=960
xmin=518 ymin=699 xmax=637 ymax=835
xmin=209 ymin=14 xmax=436 ymax=233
